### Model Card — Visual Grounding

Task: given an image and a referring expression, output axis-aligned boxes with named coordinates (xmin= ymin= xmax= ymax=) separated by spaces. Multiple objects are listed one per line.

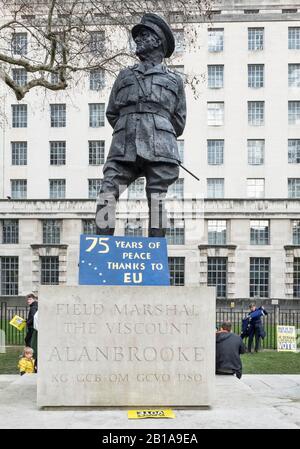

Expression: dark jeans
xmin=248 ymin=326 xmax=261 ymax=352
xmin=95 ymin=157 xmax=179 ymax=237
xmin=24 ymin=327 xmax=34 ymax=347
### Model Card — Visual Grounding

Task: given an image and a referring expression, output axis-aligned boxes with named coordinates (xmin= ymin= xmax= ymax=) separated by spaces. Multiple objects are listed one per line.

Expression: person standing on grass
xmin=216 ymin=321 xmax=245 ymax=379
xmin=24 ymin=293 xmax=38 ymax=347
xmin=246 ymin=303 xmax=268 ymax=353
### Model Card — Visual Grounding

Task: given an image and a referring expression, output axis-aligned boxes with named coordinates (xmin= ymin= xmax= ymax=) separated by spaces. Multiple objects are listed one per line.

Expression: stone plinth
xmin=37 ymin=286 xmax=215 ymax=407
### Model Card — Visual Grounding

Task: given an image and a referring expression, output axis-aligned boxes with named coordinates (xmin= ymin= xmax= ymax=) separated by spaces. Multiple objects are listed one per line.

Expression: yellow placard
xmin=277 ymin=325 xmax=297 ymax=352
xmin=9 ymin=315 xmax=26 ymax=331
xmin=128 ymin=409 xmax=175 ymax=419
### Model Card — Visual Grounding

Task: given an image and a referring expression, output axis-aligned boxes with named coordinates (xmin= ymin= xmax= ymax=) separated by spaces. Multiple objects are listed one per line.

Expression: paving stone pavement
xmin=0 ymin=374 xmax=299 ymax=429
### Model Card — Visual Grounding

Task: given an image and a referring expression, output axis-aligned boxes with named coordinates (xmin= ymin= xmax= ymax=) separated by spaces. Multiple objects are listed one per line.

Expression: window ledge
xmin=284 ymin=245 xmax=300 ymax=250
xmin=198 ymin=244 xmax=237 ymax=249
xmin=31 ymin=244 xmax=68 ymax=249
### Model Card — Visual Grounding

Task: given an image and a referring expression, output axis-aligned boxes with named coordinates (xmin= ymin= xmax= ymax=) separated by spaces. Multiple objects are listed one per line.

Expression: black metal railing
xmin=1 ymin=302 xmax=299 ymax=348
xmin=0 ymin=302 xmax=28 ymax=346
xmin=216 ymin=309 xmax=276 ymax=349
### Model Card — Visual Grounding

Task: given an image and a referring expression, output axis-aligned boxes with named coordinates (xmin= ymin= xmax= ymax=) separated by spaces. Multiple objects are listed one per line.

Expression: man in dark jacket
xmin=216 ymin=321 xmax=245 ymax=379
xmin=24 ymin=293 xmax=38 ymax=347
xmin=247 ymin=303 xmax=268 ymax=353
xmin=95 ymin=13 xmax=186 ymax=237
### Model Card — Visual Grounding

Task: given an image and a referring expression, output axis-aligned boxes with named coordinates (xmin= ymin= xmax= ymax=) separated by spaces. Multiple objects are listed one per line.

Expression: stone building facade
xmin=1 ymin=1 xmax=300 ymax=306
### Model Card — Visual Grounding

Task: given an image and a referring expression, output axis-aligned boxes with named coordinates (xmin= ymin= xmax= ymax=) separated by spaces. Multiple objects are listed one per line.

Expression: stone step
xmin=0 ymin=375 xmax=20 ymax=392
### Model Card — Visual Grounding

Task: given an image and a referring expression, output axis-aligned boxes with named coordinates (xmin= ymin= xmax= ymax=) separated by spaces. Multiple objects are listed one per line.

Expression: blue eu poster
xmin=79 ymin=235 xmax=170 ymax=286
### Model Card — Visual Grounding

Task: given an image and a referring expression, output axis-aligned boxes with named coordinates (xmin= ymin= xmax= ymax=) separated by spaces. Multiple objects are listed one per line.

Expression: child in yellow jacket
xmin=18 ymin=347 xmax=35 ymax=375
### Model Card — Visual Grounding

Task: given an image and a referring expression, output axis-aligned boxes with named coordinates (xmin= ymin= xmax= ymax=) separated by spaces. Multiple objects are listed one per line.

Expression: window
xmin=128 ymin=34 xmax=136 ymax=52
xmin=89 ymin=141 xmax=105 ymax=165
xmin=169 ymin=12 xmax=184 ymax=23
xmin=168 ymin=257 xmax=185 ymax=286
xmin=248 ymin=140 xmax=264 ymax=165
xmin=11 ymin=179 xmax=27 ymax=199
xmin=207 ymin=178 xmax=224 ymax=198
xmin=82 ymin=219 xmax=96 ymax=235
xmin=244 ymin=9 xmax=259 ymax=14
xmin=208 ymin=220 xmax=227 ymax=245
xmin=250 ymin=220 xmax=269 ymax=245
xmin=294 ymin=258 xmax=300 ymax=298
xmin=128 ymin=178 xmax=145 ymax=199
xmin=177 ymin=140 xmax=184 ymax=163
xmin=173 ymin=30 xmax=185 ymax=52
xmin=0 ymin=256 xmax=19 ymax=295
xmin=55 ymin=34 xmax=66 ymax=62
xmin=49 ymin=179 xmax=65 ymax=199
xmin=12 ymin=68 xmax=27 ymax=86
xmin=248 ymin=64 xmax=264 ymax=88
xmin=208 ymin=28 xmax=224 ymax=52
xmin=51 ymin=72 xmax=59 ymax=84
xmin=288 ymin=139 xmax=300 ymax=163
xmin=248 ymin=101 xmax=264 ymax=125
xmin=11 ymin=142 xmax=27 ymax=165
xmin=289 ymin=27 xmax=300 ymax=49
xmin=283 ymin=9 xmax=297 ymax=14
xmin=250 ymin=257 xmax=270 ymax=298
xmin=288 ymin=64 xmax=300 ymax=87
xmin=248 ymin=28 xmax=264 ymax=51
xmin=89 ymin=31 xmax=105 ymax=54
xmin=12 ymin=104 xmax=27 ymax=128
xmin=207 ymin=140 xmax=224 ymax=165
xmin=2 ymin=220 xmax=19 ymax=244
xmin=50 ymin=104 xmax=66 ymax=127
xmin=50 ymin=141 xmax=66 ymax=165
xmin=247 ymin=178 xmax=265 ymax=198
xmin=207 ymin=257 xmax=227 ymax=298
xmin=207 ymin=102 xmax=224 ymax=126
xmin=288 ymin=178 xmax=300 ymax=198
xmin=89 ymin=69 xmax=105 ymax=90
xmin=42 ymin=220 xmax=61 ymax=244
xmin=166 ymin=219 xmax=185 ymax=245
xmin=41 ymin=256 xmax=59 ymax=285
xmin=167 ymin=179 xmax=184 ymax=199
xmin=89 ymin=103 xmax=105 ymax=127
xmin=288 ymin=101 xmax=300 ymax=124
xmin=125 ymin=219 xmax=144 ymax=237
xmin=11 ymin=32 xmax=27 ymax=55
xmin=292 ymin=220 xmax=300 ymax=244
xmin=208 ymin=65 xmax=224 ymax=88
xmin=88 ymin=179 xmax=102 ymax=199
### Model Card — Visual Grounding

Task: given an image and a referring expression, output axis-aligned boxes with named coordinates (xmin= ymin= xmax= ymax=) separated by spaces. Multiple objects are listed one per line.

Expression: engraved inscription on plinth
xmin=37 ymin=286 xmax=215 ymax=407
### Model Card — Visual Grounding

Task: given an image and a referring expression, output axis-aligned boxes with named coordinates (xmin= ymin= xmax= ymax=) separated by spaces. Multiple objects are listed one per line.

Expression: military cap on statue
xmin=131 ymin=13 xmax=175 ymax=58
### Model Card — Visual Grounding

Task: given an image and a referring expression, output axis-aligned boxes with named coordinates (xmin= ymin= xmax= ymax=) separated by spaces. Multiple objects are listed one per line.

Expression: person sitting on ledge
xmin=216 ymin=321 xmax=245 ymax=379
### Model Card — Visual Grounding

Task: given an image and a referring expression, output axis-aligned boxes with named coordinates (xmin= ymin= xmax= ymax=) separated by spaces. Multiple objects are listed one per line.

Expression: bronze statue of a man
xmin=95 ymin=13 xmax=186 ymax=237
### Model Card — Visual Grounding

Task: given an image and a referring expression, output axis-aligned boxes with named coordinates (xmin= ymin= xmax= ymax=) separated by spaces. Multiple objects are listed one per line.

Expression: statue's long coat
xmin=105 ymin=63 xmax=186 ymax=164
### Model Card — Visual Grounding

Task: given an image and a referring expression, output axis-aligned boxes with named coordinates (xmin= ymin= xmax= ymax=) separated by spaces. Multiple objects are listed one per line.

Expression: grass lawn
xmin=0 ymin=347 xmax=299 ymax=375
xmin=242 ymin=351 xmax=300 ymax=374
xmin=0 ymin=346 xmax=23 ymax=374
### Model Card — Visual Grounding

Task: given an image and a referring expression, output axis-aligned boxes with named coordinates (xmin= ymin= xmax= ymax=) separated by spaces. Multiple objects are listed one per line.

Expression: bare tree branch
xmin=0 ymin=0 xmax=211 ymax=99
